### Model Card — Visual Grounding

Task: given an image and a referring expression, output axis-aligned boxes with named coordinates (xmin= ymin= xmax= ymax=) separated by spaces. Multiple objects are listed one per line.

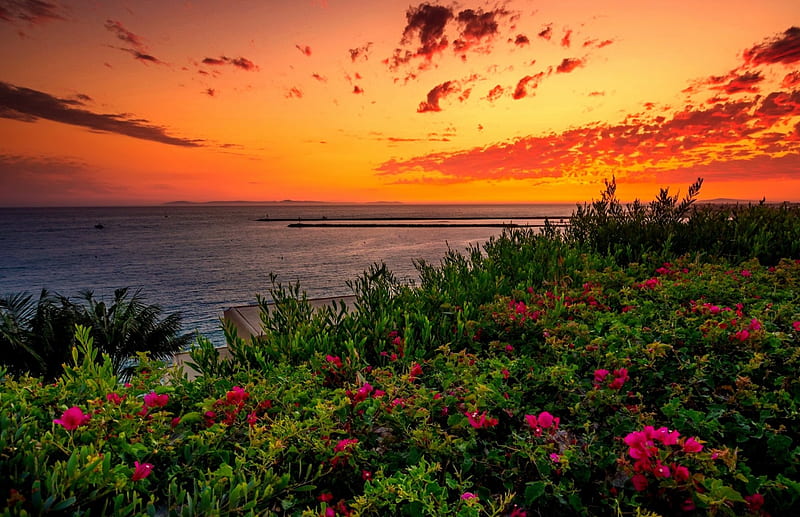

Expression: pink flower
xmin=247 ymin=412 xmax=258 ymax=426
xmin=653 ymin=461 xmax=671 ymax=478
xmin=631 ymin=474 xmax=648 ymax=492
xmin=549 ymin=453 xmax=560 ymax=462
xmin=226 ymin=386 xmax=249 ymax=405
xmin=593 ymin=369 xmax=610 ymax=386
xmin=361 ymin=470 xmax=373 ymax=481
xmin=324 ymin=508 xmax=335 ymax=517
xmin=461 ymin=492 xmax=477 ymax=500
xmin=132 ymin=461 xmax=154 ymax=481
xmin=333 ymin=438 xmax=358 ymax=453
xmin=609 ymin=368 xmax=629 ymax=389
xmin=681 ymin=499 xmax=696 ymax=512
xmin=325 ymin=355 xmax=343 ymax=369
xmin=351 ymin=383 xmax=373 ymax=402
xmin=318 ymin=492 xmax=334 ymax=502
xmin=673 ymin=464 xmax=690 ymax=482
xmin=748 ymin=318 xmax=762 ymax=331
xmin=741 ymin=269 xmax=752 ymax=278
xmin=53 ymin=407 xmax=90 ymax=431
xmin=409 ymin=363 xmax=423 ymax=380
xmin=734 ymin=329 xmax=750 ymax=341
xmin=682 ymin=437 xmax=703 ymax=453
xmin=793 ymin=321 xmax=800 ymax=332
xmin=509 ymin=507 xmax=527 ymax=517
xmin=525 ymin=411 xmax=559 ymax=436
xmin=466 ymin=411 xmax=498 ymax=429
xmin=106 ymin=392 xmax=123 ymax=405
xmin=143 ymin=391 xmax=169 ymax=408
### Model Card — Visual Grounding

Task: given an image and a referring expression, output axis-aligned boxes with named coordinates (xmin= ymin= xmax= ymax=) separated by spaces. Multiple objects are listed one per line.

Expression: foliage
xmin=2 ymin=183 xmax=800 ymax=515
xmin=0 ymin=288 xmax=192 ymax=380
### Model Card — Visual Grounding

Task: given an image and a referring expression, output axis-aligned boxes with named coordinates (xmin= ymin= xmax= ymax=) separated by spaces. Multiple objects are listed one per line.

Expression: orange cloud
xmin=743 ymin=26 xmax=800 ymax=65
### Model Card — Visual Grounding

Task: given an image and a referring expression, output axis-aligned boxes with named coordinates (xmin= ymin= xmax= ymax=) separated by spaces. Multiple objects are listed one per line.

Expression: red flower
xmin=132 ymin=461 xmax=154 ymax=481
xmin=333 ymin=438 xmax=358 ymax=453
xmin=106 ymin=393 xmax=123 ymax=405
xmin=593 ymin=369 xmax=609 ymax=386
xmin=143 ymin=391 xmax=169 ymax=408
xmin=247 ymin=412 xmax=258 ymax=426
xmin=361 ymin=470 xmax=373 ymax=481
xmin=673 ymin=464 xmax=690 ymax=482
xmin=745 ymin=493 xmax=764 ymax=512
xmin=226 ymin=386 xmax=250 ymax=405
xmin=325 ymin=355 xmax=343 ymax=369
xmin=53 ymin=407 xmax=90 ymax=431
xmin=318 ymin=492 xmax=334 ymax=502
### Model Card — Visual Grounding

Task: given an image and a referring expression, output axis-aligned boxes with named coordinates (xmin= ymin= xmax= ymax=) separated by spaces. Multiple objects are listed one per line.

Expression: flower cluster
xmin=465 ymin=410 xmax=498 ymax=429
xmin=593 ymin=368 xmax=629 ymax=390
xmin=53 ymin=406 xmax=91 ymax=431
xmin=524 ymin=411 xmax=560 ymax=437
xmin=623 ymin=426 xmax=703 ymax=500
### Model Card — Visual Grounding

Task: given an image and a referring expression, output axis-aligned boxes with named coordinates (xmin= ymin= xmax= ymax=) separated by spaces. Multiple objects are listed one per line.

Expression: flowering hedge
xmin=2 ymin=238 xmax=800 ymax=515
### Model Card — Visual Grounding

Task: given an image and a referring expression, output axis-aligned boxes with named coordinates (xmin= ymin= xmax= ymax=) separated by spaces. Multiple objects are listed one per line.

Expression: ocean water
xmin=0 ymin=204 xmax=574 ymax=344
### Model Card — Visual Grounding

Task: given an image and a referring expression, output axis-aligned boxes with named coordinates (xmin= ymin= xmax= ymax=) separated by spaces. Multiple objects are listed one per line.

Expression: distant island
xmin=163 ymin=200 xmax=403 ymax=206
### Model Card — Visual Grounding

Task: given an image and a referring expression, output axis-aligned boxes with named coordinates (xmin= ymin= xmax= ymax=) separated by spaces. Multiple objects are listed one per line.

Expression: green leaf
xmin=524 ymin=481 xmax=546 ymax=504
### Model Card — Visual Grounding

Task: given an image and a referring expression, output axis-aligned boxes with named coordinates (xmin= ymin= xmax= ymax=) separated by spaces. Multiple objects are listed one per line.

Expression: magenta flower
xmin=793 ymin=321 xmax=800 ymax=332
xmin=409 ymin=362 xmax=423 ymax=379
xmin=53 ymin=406 xmax=91 ymax=431
xmin=325 ymin=355 xmax=343 ymax=369
xmin=745 ymin=493 xmax=765 ymax=512
xmin=106 ymin=392 xmax=123 ymax=405
xmin=461 ymin=492 xmax=477 ymax=500
xmin=673 ymin=464 xmax=690 ymax=482
xmin=132 ymin=461 xmax=154 ymax=481
xmin=333 ymin=438 xmax=358 ymax=453
xmin=682 ymin=437 xmax=703 ymax=453
xmin=593 ymin=369 xmax=610 ymax=386
xmin=525 ymin=411 xmax=559 ymax=436
xmin=549 ymin=453 xmax=560 ymax=463
xmin=466 ymin=411 xmax=498 ymax=429
xmin=631 ymin=473 xmax=648 ymax=492
xmin=247 ymin=412 xmax=258 ymax=426
xmin=143 ymin=391 xmax=169 ymax=408
xmin=225 ymin=386 xmax=249 ymax=405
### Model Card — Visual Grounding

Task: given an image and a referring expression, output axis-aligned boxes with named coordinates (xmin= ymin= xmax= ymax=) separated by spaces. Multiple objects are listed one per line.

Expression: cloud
xmin=104 ymin=19 xmax=143 ymax=47
xmin=453 ymin=8 xmax=505 ymax=55
xmin=0 ymin=81 xmax=204 ymax=147
xmin=583 ymin=38 xmax=613 ymax=49
xmin=486 ymin=84 xmax=504 ymax=102
xmin=588 ymin=91 xmax=605 ymax=97
xmin=417 ymin=80 xmax=459 ymax=112
xmin=388 ymin=3 xmax=452 ymax=69
xmin=537 ymin=25 xmax=552 ymax=41
xmin=556 ymin=57 xmax=585 ymax=73
xmin=743 ymin=26 xmax=800 ymax=65
xmin=512 ymin=73 xmax=545 ymax=99
xmin=295 ymin=44 xmax=312 ymax=56
xmin=312 ymin=73 xmax=327 ymax=82
xmin=0 ymin=0 xmax=65 ymax=26
xmin=561 ymin=29 xmax=572 ymax=48
xmin=376 ymin=85 xmax=800 ymax=186
xmin=349 ymin=42 xmax=373 ymax=62
xmin=104 ymin=19 xmax=166 ymax=65
xmin=353 ymin=85 xmax=365 ymax=94
xmin=286 ymin=87 xmax=303 ymax=99
xmin=511 ymin=34 xmax=530 ymax=47
xmin=721 ymin=71 xmax=763 ymax=94
xmin=201 ymin=55 xmax=258 ymax=71
xmin=783 ymin=71 xmax=800 ymax=88
xmin=204 ymin=88 xmax=215 ymax=97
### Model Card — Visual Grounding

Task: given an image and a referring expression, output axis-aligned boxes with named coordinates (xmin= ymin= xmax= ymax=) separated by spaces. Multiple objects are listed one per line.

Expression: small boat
xmin=94 ymin=223 xmax=105 ymax=229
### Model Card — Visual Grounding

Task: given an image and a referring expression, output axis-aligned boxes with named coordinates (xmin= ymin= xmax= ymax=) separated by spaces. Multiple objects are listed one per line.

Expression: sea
xmin=0 ymin=204 xmax=575 ymax=345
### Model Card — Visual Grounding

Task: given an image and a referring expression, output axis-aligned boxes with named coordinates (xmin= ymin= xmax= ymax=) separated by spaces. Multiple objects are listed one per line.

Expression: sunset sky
xmin=1 ymin=0 xmax=799 ymax=206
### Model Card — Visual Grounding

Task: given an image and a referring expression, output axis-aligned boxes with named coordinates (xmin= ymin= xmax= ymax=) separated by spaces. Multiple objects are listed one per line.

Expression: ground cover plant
xmin=1 ymin=182 xmax=799 ymax=516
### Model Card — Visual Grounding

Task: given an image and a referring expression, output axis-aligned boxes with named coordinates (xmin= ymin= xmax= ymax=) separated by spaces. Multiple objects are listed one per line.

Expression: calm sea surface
xmin=0 ymin=204 xmax=574 ymax=344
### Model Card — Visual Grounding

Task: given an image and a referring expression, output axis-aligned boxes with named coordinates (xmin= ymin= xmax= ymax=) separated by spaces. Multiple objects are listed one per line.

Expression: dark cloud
xmin=537 ymin=25 xmax=552 ymax=40
xmin=0 ymin=81 xmax=204 ymax=147
xmin=556 ymin=57 xmax=585 ymax=73
xmin=583 ymin=38 xmax=614 ymax=49
xmin=312 ymin=73 xmax=327 ymax=82
xmin=390 ymin=3 xmax=452 ymax=68
xmin=201 ymin=55 xmax=258 ymax=71
xmin=123 ymin=48 xmax=164 ymax=65
xmin=453 ymin=8 xmax=504 ymax=54
xmin=561 ymin=29 xmax=572 ymax=48
xmin=295 ymin=44 xmax=312 ymax=56
xmin=512 ymin=73 xmax=544 ymax=99
xmin=349 ymin=42 xmax=373 ymax=62
xmin=418 ymin=80 xmax=458 ymax=112
xmin=588 ymin=91 xmax=605 ymax=97
xmin=204 ymin=88 xmax=215 ymax=97
xmin=743 ymin=26 xmax=800 ymax=66
xmin=512 ymin=34 xmax=530 ymax=47
xmin=0 ymin=0 xmax=65 ymax=26
xmin=353 ymin=85 xmax=365 ymax=94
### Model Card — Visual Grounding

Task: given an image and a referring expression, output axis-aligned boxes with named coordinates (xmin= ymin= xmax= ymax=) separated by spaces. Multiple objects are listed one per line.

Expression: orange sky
xmin=1 ymin=0 xmax=799 ymax=206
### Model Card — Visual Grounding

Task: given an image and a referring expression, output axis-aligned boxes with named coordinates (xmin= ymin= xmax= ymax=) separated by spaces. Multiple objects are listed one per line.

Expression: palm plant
xmin=76 ymin=288 xmax=193 ymax=378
